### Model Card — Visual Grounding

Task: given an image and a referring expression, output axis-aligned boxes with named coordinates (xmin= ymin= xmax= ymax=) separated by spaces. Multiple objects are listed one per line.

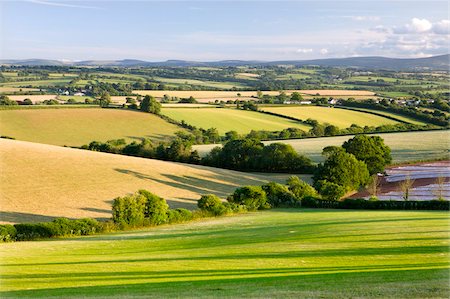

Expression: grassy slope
xmin=0 ymin=108 xmax=183 ymax=146
xmin=161 ymin=108 xmax=311 ymax=134
xmin=194 ymin=130 xmax=450 ymax=163
xmin=339 ymin=107 xmax=429 ymax=126
xmin=0 ymin=209 xmax=448 ymax=298
xmin=0 ymin=139 xmax=295 ymax=224
xmin=261 ymin=106 xmax=399 ymax=128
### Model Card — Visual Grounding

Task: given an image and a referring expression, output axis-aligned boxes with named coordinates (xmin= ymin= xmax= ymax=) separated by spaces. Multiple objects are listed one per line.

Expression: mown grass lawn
xmin=0 ymin=209 xmax=448 ymax=298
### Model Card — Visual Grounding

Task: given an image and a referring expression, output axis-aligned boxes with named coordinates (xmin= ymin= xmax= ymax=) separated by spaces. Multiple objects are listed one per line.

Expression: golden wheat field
xmin=0 ymin=139 xmax=295 ymax=224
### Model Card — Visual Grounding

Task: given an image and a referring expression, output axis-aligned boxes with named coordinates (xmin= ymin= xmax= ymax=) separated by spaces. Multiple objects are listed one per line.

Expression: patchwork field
xmin=194 ymin=130 xmax=450 ymax=163
xmin=134 ymin=89 xmax=375 ymax=100
xmin=261 ymin=106 xmax=399 ymax=128
xmin=338 ymin=107 xmax=429 ymax=126
xmin=0 ymin=108 xmax=183 ymax=146
xmin=161 ymin=108 xmax=311 ymax=134
xmin=0 ymin=209 xmax=448 ymax=298
xmin=0 ymin=139 xmax=294 ymax=224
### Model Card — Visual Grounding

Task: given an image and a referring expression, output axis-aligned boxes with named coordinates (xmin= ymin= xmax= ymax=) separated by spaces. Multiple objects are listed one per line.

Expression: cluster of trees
xmin=203 ymin=139 xmax=315 ymax=173
xmin=312 ymin=135 xmax=392 ymax=200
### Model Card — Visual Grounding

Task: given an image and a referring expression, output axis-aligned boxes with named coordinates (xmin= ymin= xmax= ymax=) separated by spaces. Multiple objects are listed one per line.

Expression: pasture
xmin=0 ymin=209 xmax=448 ymax=298
xmin=0 ymin=108 xmax=183 ymax=146
xmin=261 ymin=106 xmax=399 ymax=128
xmin=161 ymin=107 xmax=311 ymax=134
xmin=0 ymin=139 xmax=294 ymax=224
xmin=194 ymin=130 xmax=450 ymax=163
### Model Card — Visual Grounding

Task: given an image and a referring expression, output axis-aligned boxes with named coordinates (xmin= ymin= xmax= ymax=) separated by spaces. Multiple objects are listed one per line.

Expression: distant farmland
xmin=260 ymin=106 xmax=399 ymax=128
xmin=134 ymin=89 xmax=375 ymax=100
xmin=161 ymin=107 xmax=311 ymax=134
xmin=0 ymin=108 xmax=183 ymax=146
xmin=0 ymin=139 xmax=295 ymax=224
xmin=194 ymin=130 xmax=450 ymax=163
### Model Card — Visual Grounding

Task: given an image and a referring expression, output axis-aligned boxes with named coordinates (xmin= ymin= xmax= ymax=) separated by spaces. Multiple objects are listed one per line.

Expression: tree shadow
xmin=0 ymin=211 xmax=63 ymax=224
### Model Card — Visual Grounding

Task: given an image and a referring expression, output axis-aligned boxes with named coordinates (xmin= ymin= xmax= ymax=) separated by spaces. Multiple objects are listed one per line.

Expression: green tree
xmin=259 ymin=143 xmax=313 ymax=172
xmin=261 ymin=182 xmax=296 ymax=207
xmin=198 ymin=194 xmax=227 ymax=216
xmin=316 ymin=180 xmax=346 ymax=201
xmin=138 ymin=190 xmax=168 ymax=225
xmin=140 ymin=95 xmax=161 ymax=114
xmin=99 ymin=92 xmax=111 ymax=108
xmin=314 ymin=149 xmax=370 ymax=192
xmin=227 ymin=186 xmax=269 ymax=211
xmin=324 ymin=125 xmax=340 ymax=136
xmin=290 ymin=92 xmax=303 ymax=102
xmin=0 ymin=95 xmax=17 ymax=106
xmin=286 ymin=176 xmax=318 ymax=200
xmin=342 ymin=135 xmax=392 ymax=175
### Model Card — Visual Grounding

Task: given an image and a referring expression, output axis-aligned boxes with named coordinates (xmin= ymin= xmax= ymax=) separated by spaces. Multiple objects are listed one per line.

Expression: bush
xmin=112 ymin=193 xmax=147 ymax=228
xmin=286 ymin=176 xmax=318 ymax=201
xmin=0 ymin=224 xmax=17 ymax=242
xmin=167 ymin=208 xmax=193 ymax=224
xmin=138 ymin=190 xmax=169 ymax=225
xmin=198 ymin=194 xmax=228 ymax=216
xmin=262 ymin=182 xmax=297 ymax=207
xmin=14 ymin=223 xmax=54 ymax=241
xmin=316 ymin=180 xmax=346 ymax=201
xmin=227 ymin=186 xmax=269 ymax=211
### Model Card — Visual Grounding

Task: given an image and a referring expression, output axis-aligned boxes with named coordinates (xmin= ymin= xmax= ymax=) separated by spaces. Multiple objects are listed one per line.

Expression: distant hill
xmin=1 ymin=54 xmax=449 ymax=70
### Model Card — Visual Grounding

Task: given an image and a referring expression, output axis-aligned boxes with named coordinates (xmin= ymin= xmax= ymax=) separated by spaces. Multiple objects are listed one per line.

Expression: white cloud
xmin=433 ymin=20 xmax=450 ymax=35
xmin=296 ymin=48 xmax=313 ymax=53
xmin=393 ymin=18 xmax=450 ymax=35
xmin=320 ymin=48 xmax=329 ymax=55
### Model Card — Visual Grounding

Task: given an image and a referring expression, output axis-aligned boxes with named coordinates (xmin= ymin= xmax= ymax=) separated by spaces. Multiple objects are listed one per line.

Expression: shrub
xmin=112 ymin=193 xmax=147 ymax=228
xmin=167 ymin=208 xmax=194 ymax=224
xmin=73 ymin=218 xmax=102 ymax=235
xmin=262 ymin=182 xmax=297 ymax=207
xmin=227 ymin=186 xmax=269 ymax=211
xmin=286 ymin=176 xmax=318 ymax=201
xmin=0 ymin=224 xmax=17 ymax=242
xmin=14 ymin=223 xmax=54 ymax=241
xmin=198 ymin=194 xmax=228 ymax=216
xmin=316 ymin=180 xmax=346 ymax=201
xmin=138 ymin=190 xmax=169 ymax=225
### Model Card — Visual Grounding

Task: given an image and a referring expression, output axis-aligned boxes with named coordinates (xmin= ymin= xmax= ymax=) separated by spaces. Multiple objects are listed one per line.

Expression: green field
xmin=261 ymin=106 xmax=399 ymax=128
xmin=0 ymin=79 xmax=72 ymax=87
xmin=339 ymin=107 xmax=429 ymax=126
xmin=0 ymin=108 xmax=183 ymax=146
xmin=194 ymin=130 xmax=450 ymax=163
xmin=1 ymin=209 xmax=448 ymax=298
xmin=161 ymin=108 xmax=311 ymax=134
xmin=153 ymin=77 xmax=249 ymax=89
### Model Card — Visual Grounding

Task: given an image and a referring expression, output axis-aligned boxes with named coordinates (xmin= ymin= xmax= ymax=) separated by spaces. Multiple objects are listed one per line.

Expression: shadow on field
xmin=0 ymin=211 xmax=60 ymax=224
xmin=1 ymin=267 xmax=447 ymax=298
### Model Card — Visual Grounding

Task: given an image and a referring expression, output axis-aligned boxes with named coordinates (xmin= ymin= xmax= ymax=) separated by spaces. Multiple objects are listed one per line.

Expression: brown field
xmin=6 ymin=95 xmax=59 ymax=103
xmin=0 ymin=87 xmax=39 ymax=93
xmin=0 ymin=139 xmax=294 ymax=224
xmin=133 ymin=89 xmax=375 ymax=99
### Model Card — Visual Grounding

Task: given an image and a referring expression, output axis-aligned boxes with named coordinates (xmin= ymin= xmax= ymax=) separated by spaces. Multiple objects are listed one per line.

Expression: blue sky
xmin=1 ymin=0 xmax=449 ymax=61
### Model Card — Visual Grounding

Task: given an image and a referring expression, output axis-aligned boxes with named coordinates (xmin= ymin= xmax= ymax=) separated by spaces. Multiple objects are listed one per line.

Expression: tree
xmin=205 ymin=128 xmax=220 ymax=143
xmin=261 ymin=182 xmax=297 ymax=207
xmin=313 ymin=149 xmax=370 ymax=192
xmin=324 ymin=125 xmax=339 ymax=136
xmin=0 ymin=95 xmax=17 ymax=106
xmin=99 ymin=92 xmax=111 ymax=107
xmin=112 ymin=193 xmax=146 ymax=228
xmin=227 ymin=186 xmax=269 ymax=211
xmin=224 ymin=130 xmax=239 ymax=141
xmin=342 ymin=135 xmax=392 ymax=175
xmin=259 ymin=143 xmax=313 ymax=172
xmin=286 ymin=176 xmax=318 ymax=200
xmin=138 ymin=190 xmax=168 ymax=225
xmin=290 ymin=92 xmax=303 ymax=102
xmin=316 ymin=180 xmax=346 ymax=201
xmin=198 ymin=194 xmax=227 ymax=215
xmin=399 ymin=175 xmax=415 ymax=201
xmin=22 ymin=98 xmax=33 ymax=105
xmin=367 ymin=174 xmax=381 ymax=200
xmin=140 ymin=95 xmax=161 ymax=114
xmin=433 ymin=176 xmax=446 ymax=201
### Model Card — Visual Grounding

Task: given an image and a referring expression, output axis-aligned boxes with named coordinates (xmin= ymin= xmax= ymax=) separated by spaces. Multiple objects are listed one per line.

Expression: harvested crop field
xmin=0 ymin=108 xmax=183 ymax=146
xmin=161 ymin=107 xmax=311 ymax=134
xmin=261 ymin=106 xmax=399 ymax=128
xmin=0 ymin=139 xmax=294 ymax=224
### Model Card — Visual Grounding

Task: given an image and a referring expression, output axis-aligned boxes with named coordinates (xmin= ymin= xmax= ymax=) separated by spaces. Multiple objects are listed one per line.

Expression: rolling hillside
xmin=0 ymin=139 xmax=294 ymax=224
xmin=0 ymin=108 xmax=183 ymax=146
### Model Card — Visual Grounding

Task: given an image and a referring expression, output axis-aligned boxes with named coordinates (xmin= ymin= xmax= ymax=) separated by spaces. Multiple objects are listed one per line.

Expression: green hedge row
xmin=0 ymin=218 xmax=102 ymax=242
xmin=302 ymin=197 xmax=450 ymax=210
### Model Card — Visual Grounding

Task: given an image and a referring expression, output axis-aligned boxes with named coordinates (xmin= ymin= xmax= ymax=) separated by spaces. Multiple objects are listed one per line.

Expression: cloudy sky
xmin=0 ymin=0 xmax=449 ymax=61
